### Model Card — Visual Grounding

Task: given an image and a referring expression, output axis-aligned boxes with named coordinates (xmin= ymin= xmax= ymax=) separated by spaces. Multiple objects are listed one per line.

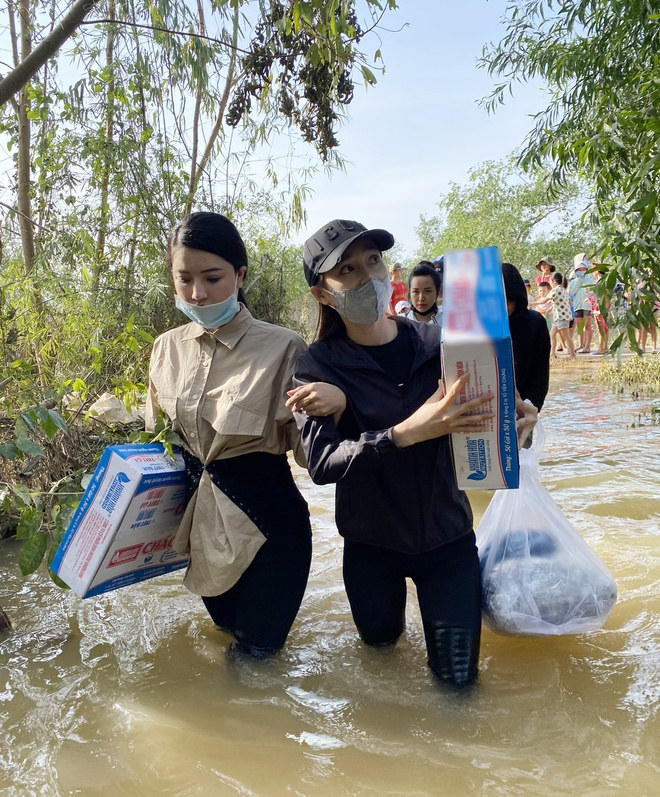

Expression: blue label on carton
xmin=466 ymin=439 xmax=488 ymax=481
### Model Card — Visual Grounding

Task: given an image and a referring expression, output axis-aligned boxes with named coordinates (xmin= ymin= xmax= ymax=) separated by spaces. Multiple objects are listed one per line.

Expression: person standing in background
xmin=502 ymin=263 xmax=550 ymax=411
xmin=388 ymin=261 xmax=407 ymax=315
xmin=402 ymin=262 xmax=442 ymax=326
xmin=569 ymin=256 xmax=594 ymax=353
xmin=534 ymin=256 xmax=556 ymax=286
xmin=530 ymin=281 xmax=553 ymax=330
xmin=548 ymin=271 xmax=576 ymax=358
xmin=591 ymin=266 xmax=610 ymax=354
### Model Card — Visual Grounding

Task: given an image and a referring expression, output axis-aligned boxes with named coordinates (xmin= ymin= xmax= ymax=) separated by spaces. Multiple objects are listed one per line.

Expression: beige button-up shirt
xmin=145 ymin=307 xmax=307 ymax=596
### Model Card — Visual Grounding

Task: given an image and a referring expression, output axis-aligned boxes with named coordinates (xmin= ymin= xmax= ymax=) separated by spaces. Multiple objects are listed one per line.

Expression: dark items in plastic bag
xmin=479 ymin=529 xmax=557 ymax=568
xmin=482 ymin=555 xmax=618 ymax=634
xmin=476 ymin=421 xmax=617 ymax=636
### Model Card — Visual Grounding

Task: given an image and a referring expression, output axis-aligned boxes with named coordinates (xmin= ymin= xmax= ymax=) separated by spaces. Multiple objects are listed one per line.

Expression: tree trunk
xmin=122 ymin=215 xmax=139 ymax=318
xmin=92 ymin=0 xmax=116 ymax=293
xmin=183 ymin=2 xmax=240 ymax=215
xmin=16 ymin=0 xmax=35 ymax=278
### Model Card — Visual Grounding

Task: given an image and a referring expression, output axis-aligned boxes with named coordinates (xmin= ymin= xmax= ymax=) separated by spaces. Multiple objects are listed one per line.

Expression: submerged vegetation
xmin=598 ymin=356 xmax=660 ymax=427
xmin=598 ymin=356 xmax=660 ymax=397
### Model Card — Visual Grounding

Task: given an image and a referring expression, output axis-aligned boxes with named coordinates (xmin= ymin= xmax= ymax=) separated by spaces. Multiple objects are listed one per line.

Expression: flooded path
xmin=1 ymin=365 xmax=658 ymax=796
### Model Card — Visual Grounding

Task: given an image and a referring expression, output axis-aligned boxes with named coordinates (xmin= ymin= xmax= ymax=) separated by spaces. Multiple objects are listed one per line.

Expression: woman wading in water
xmin=287 ymin=219 xmax=499 ymax=686
xmin=146 ymin=211 xmax=343 ymax=657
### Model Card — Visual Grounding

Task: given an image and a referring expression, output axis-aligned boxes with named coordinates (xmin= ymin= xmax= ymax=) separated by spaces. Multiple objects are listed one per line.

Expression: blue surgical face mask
xmin=323 ymin=274 xmax=393 ymax=324
xmin=175 ymin=275 xmax=240 ymax=329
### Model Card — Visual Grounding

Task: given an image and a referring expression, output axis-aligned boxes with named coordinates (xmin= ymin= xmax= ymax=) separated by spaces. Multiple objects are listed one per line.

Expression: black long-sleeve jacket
xmin=508 ymin=308 xmax=551 ymax=411
xmin=293 ymin=319 xmax=473 ymax=554
xmin=502 ymin=262 xmax=550 ymax=411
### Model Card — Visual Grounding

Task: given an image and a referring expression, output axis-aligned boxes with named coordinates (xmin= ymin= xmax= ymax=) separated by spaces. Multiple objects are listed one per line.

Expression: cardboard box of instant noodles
xmin=51 ymin=444 xmax=189 ymax=597
xmin=441 ymin=245 xmax=519 ymax=490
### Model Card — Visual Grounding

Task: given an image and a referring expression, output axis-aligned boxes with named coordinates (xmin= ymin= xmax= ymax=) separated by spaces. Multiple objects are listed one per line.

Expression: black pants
xmin=342 ymin=532 xmax=482 ymax=684
xmin=202 ymin=523 xmax=311 ymax=655
xmin=186 ymin=451 xmax=312 ymax=656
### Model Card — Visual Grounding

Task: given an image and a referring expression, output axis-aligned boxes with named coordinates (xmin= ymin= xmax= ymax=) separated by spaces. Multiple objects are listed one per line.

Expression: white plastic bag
xmin=477 ymin=422 xmax=617 ymax=635
xmin=87 ymin=392 xmax=141 ymax=424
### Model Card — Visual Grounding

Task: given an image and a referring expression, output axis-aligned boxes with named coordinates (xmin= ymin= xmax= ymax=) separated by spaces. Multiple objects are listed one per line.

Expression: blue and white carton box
xmin=51 ymin=444 xmax=189 ymax=597
xmin=441 ymin=245 xmax=519 ymax=490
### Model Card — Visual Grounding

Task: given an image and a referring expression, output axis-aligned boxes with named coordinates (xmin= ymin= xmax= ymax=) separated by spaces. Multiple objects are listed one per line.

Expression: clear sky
xmin=296 ymin=0 xmax=547 ymax=258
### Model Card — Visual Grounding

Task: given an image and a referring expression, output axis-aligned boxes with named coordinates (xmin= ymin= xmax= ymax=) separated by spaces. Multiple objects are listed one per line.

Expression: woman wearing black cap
xmin=286 ymin=219 xmax=498 ymax=686
xmin=145 ymin=212 xmax=343 ymax=658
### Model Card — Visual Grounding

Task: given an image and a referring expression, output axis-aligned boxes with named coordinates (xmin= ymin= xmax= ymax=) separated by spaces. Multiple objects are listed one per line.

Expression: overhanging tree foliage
xmin=0 ymin=0 xmax=101 ymax=106
xmin=0 ymin=0 xmax=398 ymax=391
xmin=481 ymin=0 xmax=660 ymax=346
xmin=415 ymin=159 xmax=593 ymax=278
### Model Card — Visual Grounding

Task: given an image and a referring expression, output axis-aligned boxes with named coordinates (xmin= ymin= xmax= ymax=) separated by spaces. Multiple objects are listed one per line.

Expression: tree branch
xmin=80 ymin=18 xmax=252 ymax=55
xmin=0 ymin=0 xmax=100 ymax=107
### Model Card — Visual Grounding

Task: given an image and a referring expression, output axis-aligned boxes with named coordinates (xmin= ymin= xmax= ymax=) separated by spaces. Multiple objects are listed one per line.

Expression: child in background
xmin=547 ymin=272 xmax=576 ymax=358
xmin=531 ymin=281 xmax=553 ymax=331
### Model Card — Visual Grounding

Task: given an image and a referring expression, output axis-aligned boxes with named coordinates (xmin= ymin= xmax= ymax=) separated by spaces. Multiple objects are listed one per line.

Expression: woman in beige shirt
xmin=146 ymin=211 xmax=342 ymax=657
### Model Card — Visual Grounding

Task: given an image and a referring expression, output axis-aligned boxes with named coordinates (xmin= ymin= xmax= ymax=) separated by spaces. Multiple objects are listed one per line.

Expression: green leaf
xmin=30 ymin=406 xmax=60 ymax=439
xmin=15 ymin=437 xmax=44 ymax=457
xmin=135 ymin=329 xmax=154 ymax=344
xmin=629 ymin=193 xmax=655 ymax=212
xmin=0 ymin=443 xmax=20 ymax=460
xmin=16 ymin=506 xmax=43 ymax=540
xmin=48 ymin=409 xmax=68 ymax=434
xmin=360 ymin=65 xmax=378 ymax=86
xmin=18 ymin=533 xmax=48 ymax=576
xmin=15 ymin=416 xmax=33 ymax=438
xmin=48 ymin=569 xmax=71 ymax=589
xmin=9 ymin=483 xmax=33 ymax=507
xmin=47 ymin=539 xmax=70 ymax=589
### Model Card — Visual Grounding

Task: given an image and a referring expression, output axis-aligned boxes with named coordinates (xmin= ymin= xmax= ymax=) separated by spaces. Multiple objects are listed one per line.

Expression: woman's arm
xmin=390 ymin=374 xmax=493 ymax=447
xmin=285 ymin=382 xmax=347 ymax=425
xmin=294 ymin=373 xmax=493 ymax=485
xmin=294 ymin=411 xmax=400 ymax=484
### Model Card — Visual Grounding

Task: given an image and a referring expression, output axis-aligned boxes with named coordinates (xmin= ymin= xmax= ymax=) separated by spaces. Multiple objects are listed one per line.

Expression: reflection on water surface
xmin=1 ymin=366 xmax=658 ymax=796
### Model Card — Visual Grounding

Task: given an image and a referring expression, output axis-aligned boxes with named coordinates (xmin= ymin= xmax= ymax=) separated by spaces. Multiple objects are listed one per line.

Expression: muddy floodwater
xmin=1 ymin=365 xmax=658 ymax=796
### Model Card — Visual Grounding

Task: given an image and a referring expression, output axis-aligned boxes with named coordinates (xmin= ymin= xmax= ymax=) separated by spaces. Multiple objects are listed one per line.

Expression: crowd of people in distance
xmin=391 ymin=252 xmax=660 ymax=361
xmin=388 ymin=256 xmax=550 ymax=416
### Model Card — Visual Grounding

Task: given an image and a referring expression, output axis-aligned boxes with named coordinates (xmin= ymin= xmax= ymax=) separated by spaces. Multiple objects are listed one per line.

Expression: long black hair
xmin=502 ymin=262 xmax=528 ymax=314
xmin=315 ymin=303 xmax=347 ymax=342
xmin=168 ymin=211 xmax=249 ymax=305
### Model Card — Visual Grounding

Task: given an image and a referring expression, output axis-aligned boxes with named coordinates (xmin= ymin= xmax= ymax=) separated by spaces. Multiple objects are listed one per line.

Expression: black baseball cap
xmin=303 ymin=219 xmax=394 ymax=286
